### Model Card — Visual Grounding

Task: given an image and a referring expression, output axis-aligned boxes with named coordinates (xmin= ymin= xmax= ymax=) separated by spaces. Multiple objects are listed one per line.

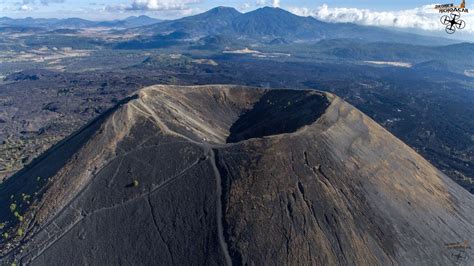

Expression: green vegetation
xmin=9 ymin=203 xmax=16 ymax=212
xmin=132 ymin=180 xmax=139 ymax=187
xmin=0 ymin=135 xmax=63 ymax=179
xmin=13 ymin=211 xmax=23 ymax=221
xmin=2 ymin=232 xmax=8 ymax=239
xmin=17 ymin=229 xmax=23 ymax=237
xmin=21 ymin=193 xmax=31 ymax=202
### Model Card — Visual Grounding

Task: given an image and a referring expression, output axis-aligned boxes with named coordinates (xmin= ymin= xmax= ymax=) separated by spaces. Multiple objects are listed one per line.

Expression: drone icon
xmin=440 ymin=11 xmax=466 ymax=34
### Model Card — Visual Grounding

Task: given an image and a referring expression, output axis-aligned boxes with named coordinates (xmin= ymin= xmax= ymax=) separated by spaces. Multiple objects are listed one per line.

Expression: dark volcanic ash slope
xmin=0 ymin=85 xmax=473 ymax=265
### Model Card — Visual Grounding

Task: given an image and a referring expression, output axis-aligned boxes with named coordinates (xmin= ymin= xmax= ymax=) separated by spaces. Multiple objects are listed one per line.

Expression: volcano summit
xmin=0 ymin=85 xmax=472 ymax=265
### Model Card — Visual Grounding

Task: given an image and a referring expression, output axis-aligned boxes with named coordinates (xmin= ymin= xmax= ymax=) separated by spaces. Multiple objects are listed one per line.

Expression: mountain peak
xmin=213 ymin=6 xmax=240 ymax=11
xmin=181 ymin=6 xmax=242 ymax=24
xmin=124 ymin=15 xmax=158 ymax=21
xmin=252 ymin=6 xmax=292 ymax=14
xmin=260 ymin=6 xmax=281 ymax=10
xmin=204 ymin=6 xmax=241 ymax=16
xmin=241 ymin=6 xmax=305 ymax=22
xmin=231 ymin=5 xmax=321 ymax=38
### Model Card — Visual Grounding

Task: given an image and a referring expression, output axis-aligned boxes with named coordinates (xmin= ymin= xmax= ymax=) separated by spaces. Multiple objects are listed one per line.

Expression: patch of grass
xmin=21 ymin=193 xmax=31 ymax=202
xmin=133 ymin=180 xmax=139 ymax=187
xmin=13 ymin=211 xmax=23 ymax=221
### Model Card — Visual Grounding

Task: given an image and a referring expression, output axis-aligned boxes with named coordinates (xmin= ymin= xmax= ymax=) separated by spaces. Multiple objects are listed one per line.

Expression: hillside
xmin=0 ymin=85 xmax=472 ymax=265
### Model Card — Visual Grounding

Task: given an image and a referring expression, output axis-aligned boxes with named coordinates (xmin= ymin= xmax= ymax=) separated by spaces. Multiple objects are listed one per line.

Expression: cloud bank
xmin=273 ymin=0 xmax=280 ymax=8
xmin=290 ymin=4 xmax=474 ymax=33
xmin=22 ymin=0 xmax=65 ymax=5
xmin=125 ymin=0 xmax=200 ymax=11
xmin=256 ymin=0 xmax=281 ymax=8
xmin=14 ymin=0 xmax=65 ymax=11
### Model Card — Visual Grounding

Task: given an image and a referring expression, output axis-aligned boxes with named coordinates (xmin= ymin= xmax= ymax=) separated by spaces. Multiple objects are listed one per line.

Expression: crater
xmin=226 ymin=90 xmax=330 ymax=143
xmin=137 ymin=85 xmax=331 ymax=144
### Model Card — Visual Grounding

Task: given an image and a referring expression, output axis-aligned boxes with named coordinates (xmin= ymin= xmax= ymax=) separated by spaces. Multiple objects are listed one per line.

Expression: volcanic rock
xmin=0 ymin=85 xmax=472 ymax=265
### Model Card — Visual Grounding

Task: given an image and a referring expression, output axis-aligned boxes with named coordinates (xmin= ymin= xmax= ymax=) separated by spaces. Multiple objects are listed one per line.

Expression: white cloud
xmin=256 ymin=0 xmax=280 ymax=8
xmin=22 ymin=0 xmax=65 ymax=5
xmin=126 ymin=0 xmax=201 ymax=11
xmin=19 ymin=4 xmax=34 ymax=11
xmin=239 ymin=2 xmax=252 ymax=11
xmin=105 ymin=0 xmax=201 ymax=19
xmin=273 ymin=0 xmax=280 ymax=8
xmin=42 ymin=0 xmax=65 ymax=4
xmin=13 ymin=0 xmax=64 ymax=11
xmin=290 ymin=4 xmax=474 ymax=33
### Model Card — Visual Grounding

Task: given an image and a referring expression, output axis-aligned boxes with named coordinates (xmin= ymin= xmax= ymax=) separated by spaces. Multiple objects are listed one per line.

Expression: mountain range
xmin=126 ymin=7 xmax=458 ymax=46
xmin=0 ymin=15 xmax=161 ymax=29
xmin=1 ymin=7 xmax=462 ymax=46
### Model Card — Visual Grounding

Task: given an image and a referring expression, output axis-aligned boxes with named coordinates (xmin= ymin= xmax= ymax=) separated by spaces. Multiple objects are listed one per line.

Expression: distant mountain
xmin=47 ymin=28 xmax=81 ymax=34
xmin=268 ymin=38 xmax=289 ymax=45
xmin=0 ymin=25 xmax=43 ymax=33
xmin=0 ymin=17 xmax=95 ymax=29
xmin=0 ymin=17 xmax=55 ymax=28
xmin=0 ymin=15 xmax=161 ymax=30
xmin=309 ymin=39 xmax=474 ymax=73
xmin=97 ymin=15 xmax=161 ymax=28
xmin=115 ymin=31 xmax=189 ymax=50
xmin=129 ymin=7 xmax=459 ymax=46
xmin=133 ymin=7 xmax=328 ymax=40
xmin=1 ymin=7 xmax=461 ymax=46
xmin=413 ymin=60 xmax=452 ymax=72
xmin=191 ymin=35 xmax=238 ymax=50
xmin=232 ymin=7 xmax=329 ymax=40
xmin=315 ymin=39 xmax=440 ymax=61
xmin=56 ymin=18 xmax=97 ymax=28
xmin=124 ymin=15 xmax=161 ymax=27
xmin=139 ymin=6 xmax=241 ymax=36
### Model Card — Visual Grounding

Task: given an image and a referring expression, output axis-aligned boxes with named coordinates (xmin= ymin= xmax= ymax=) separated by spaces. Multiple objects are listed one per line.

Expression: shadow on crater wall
xmin=227 ymin=90 xmax=330 ymax=143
